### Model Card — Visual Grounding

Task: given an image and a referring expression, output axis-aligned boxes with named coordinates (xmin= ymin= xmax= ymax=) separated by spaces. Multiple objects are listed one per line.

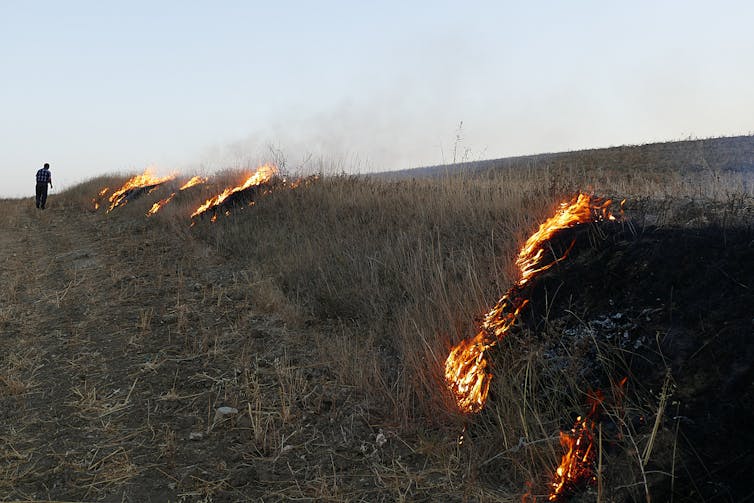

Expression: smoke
xmin=194 ymin=95 xmax=500 ymax=176
xmin=193 ymin=31 xmax=499 ymax=175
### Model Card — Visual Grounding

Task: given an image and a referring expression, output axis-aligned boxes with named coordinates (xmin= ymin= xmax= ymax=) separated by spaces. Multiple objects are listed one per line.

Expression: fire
xmin=179 ymin=175 xmax=207 ymax=191
xmin=444 ymin=193 xmax=618 ymax=413
xmin=549 ymin=419 xmax=597 ymax=501
xmin=443 ymin=332 xmax=494 ymax=413
xmin=191 ymin=164 xmax=278 ymax=219
xmin=517 ymin=193 xmax=615 ymax=285
xmin=143 ymin=176 xmax=208 ymax=217
xmin=482 ymin=293 xmax=528 ymax=339
xmin=286 ymin=174 xmax=319 ymax=190
xmin=92 ymin=187 xmax=110 ymax=210
xmin=444 ymin=294 xmax=528 ymax=411
xmin=146 ymin=193 xmax=175 ymax=217
xmin=549 ymin=391 xmax=604 ymax=501
xmin=107 ymin=169 xmax=176 ymax=212
xmin=96 ymin=167 xmax=314 ymax=221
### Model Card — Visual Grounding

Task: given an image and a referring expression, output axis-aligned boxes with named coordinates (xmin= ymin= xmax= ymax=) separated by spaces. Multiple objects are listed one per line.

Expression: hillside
xmin=1 ymin=149 xmax=753 ymax=502
xmin=382 ymin=134 xmax=754 ymax=179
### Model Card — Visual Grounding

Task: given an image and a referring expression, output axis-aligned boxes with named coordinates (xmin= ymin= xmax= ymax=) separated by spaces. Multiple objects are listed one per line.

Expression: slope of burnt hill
xmin=520 ymin=222 xmax=754 ymax=502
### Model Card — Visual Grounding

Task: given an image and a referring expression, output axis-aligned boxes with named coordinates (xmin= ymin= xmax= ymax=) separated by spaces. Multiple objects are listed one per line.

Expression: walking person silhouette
xmin=35 ymin=163 xmax=53 ymax=209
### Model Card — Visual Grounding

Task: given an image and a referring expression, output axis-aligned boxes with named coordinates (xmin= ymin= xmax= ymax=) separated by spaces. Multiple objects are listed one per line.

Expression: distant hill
xmin=379 ymin=135 xmax=754 ymax=178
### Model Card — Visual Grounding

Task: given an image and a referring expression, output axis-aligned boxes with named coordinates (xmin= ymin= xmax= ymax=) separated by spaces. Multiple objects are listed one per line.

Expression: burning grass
xmin=444 ymin=193 xmax=620 ymax=415
xmin=191 ymin=164 xmax=277 ymax=219
xmin=88 ymin=164 xmax=318 ymax=227
xmin=106 ymin=169 xmax=176 ymax=212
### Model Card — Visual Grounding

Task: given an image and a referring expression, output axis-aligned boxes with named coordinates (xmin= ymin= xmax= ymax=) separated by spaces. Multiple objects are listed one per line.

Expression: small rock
xmin=189 ymin=432 xmax=203 ymax=441
xmin=214 ymin=406 xmax=239 ymax=422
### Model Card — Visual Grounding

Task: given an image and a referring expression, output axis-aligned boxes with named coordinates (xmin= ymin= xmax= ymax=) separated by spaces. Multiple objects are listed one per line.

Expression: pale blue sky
xmin=2 ymin=1 xmax=753 ymax=197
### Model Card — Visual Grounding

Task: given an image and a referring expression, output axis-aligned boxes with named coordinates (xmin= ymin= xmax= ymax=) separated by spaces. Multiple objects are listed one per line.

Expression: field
xmin=1 ymin=136 xmax=753 ymax=502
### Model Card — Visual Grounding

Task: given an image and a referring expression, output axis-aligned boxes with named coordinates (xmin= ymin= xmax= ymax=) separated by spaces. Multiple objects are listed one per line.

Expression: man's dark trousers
xmin=36 ymin=183 xmax=48 ymax=209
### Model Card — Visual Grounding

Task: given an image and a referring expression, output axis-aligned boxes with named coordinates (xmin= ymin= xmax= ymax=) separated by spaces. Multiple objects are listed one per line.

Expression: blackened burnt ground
xmin=483 ymin=221 xmax=754 ymax=502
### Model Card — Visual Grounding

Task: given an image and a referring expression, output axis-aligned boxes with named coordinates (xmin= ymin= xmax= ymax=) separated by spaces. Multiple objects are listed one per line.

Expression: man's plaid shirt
xmin=36 ymin=169 xmax=51 ymax=184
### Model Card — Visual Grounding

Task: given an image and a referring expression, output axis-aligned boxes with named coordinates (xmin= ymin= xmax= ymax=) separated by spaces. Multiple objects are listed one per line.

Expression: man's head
xmin=43 ymin=163 xmax=50 ymax=170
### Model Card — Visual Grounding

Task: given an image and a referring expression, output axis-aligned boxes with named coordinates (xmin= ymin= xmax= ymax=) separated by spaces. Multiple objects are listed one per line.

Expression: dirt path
xmin=1 ymin=201 xmax=229 ymax=501
xmin=0 ymin=203 xmax=105 ymax=498
xmin=0 ymin=202 xmax=294 ymax=501
xmin=0 ymin=199 xmax=426 ymax=502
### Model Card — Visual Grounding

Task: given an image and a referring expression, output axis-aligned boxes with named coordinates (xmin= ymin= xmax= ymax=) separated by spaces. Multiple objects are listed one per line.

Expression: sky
xmin=2 ymin=1 xmax=754 ymax=197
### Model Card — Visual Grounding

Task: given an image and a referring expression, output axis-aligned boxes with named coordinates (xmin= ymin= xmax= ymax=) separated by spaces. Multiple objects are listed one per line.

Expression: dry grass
xmin=1 ymin=136 xmax=752 ymax=501
xmin=178 ymin=158 xmax=748 ymax=500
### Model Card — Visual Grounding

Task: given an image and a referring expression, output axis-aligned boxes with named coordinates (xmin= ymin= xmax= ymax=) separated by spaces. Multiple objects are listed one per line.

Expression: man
xmin=35 ymin=163 xmax=53 ymax=209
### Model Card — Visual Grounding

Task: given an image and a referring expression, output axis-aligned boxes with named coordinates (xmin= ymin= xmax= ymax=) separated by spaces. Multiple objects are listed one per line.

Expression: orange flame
xmin=548 ymin=419 xmax=596 ymax=501
xmin=191 ymin=164 xmax=277 ymax=219
xmin=444 ymin=193 xmax=618 ymax=413
xmin=179 ymin=175 xmax=207 ymax=191
xmin=549 ymin=391 xmax=604 ymax=501
xmin=286 ymin=174 xmax=319 ymax=190
xmin=144 ymin=176 xmax=206 ymax=216
xmin=517 ymin=193 xmax=615 ymax=285
xmin=107 ymin=170 xmax=176 ymax=212
xmin=443 ymin=331 xmax=494 ymax=413
xmin=146 ymin=193 xmax=175 ymax=217
xmin=92 ymin=187 xmax=110 ymax=210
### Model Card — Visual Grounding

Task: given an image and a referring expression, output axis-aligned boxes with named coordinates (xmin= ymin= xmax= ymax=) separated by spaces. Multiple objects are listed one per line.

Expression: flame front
xmin=191 ymin=164 xmax=277 ymax=219
xmin=92 ymin=187 xmax=110 ymax=210
xmin=444 ymin=193 xmax=618 ymax=413
xmin=107 ymin=170 xmax=176 ymax=212
xmin=146 ymin=193 xmax=175 ymax=217
xmin=548 ymin=391 xmax=604 ymax=501
xmin=517 ymin=193 xmax=615 ymax=285
xmin=443 ymin=332 xmax=494 ymax=413
xmin=179 ymin=175 xmax=207 ymax=191
xmin=549 ymin=418 xmax=596 ymax=501
xmin=95 ymin=167 xmax=318 ymax=223
xmin=142 ymin=176 xmax=208 ymax=217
